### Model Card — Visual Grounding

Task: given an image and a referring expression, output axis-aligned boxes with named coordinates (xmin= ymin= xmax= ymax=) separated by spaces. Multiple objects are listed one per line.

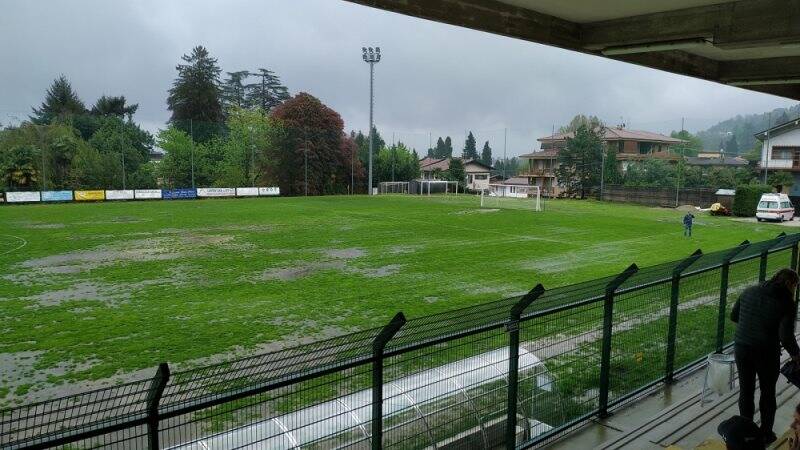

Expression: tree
xmin=560 ymin=114 xmax=603 ymax=133
xmin=221 ymin=71 xmax=250 ymax=111
xmin=353 ymin=126 xmax=385 ymax=170
xmin=602 ymin=146 xmax=621 ymax=185
xmin=442 ymin=158 xmax=465 ymax=186
xmin=167 ymin=46 xmax=225 ymax=143
xmin=91 ymin=95 xmax=138 ymax=120
xmin=431 ymin=136 xmax=453 ymax=159
xmin=462 ymin=131 xmax=478 ymax=160
xmin=156 ymin=127 xmax=196 ymax=188
xmin=375 ymin=142 xmax=419 ymax=183
xmin=724 ymin=135 xmax=740 ymax=155
xmin=768 ymin=171 xmax=794 ymax=193
xmin=214 ymin=108 xmax=279 ymax=187
xmin=670 ymin=130 xmax=703 ymax=157
xmin=246 ymin=68 xmax=290 ymax=112
xmin=555 ymin=124 xmax=604 ymax=198
xmin=30 ymin=75 xmax=87 ymax=125
xmin=481 ymin=141 xmax=492 ymax=166
xmin=269 ymin=92 xmax=358 ymax=195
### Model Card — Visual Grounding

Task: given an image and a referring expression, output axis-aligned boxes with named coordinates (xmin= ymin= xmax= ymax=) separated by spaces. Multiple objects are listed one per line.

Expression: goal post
xmin=378 ymin=182 xmax=410 ymax=194
xmin=481 ymin=183 xmax=541 ymax=211
xmin=416 ymin=180 xmax=460 ymax=196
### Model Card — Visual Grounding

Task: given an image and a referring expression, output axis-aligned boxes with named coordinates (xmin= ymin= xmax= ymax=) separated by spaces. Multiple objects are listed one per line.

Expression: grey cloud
xmin=1 ymin=0 xmax=796 ymax=155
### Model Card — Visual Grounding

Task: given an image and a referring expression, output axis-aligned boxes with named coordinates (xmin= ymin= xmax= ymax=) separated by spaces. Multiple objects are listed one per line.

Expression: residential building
xmin=755 ymin=118 xmax=800 ymax=196
xmin=418 ymin=157 xmax=493 ymax=191
xmin=518 ymin=126 xmax=684 ymax=196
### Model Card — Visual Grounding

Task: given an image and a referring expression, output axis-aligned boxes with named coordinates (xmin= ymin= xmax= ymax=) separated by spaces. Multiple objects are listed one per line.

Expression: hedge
xmin=732 ymin=184 xmax=773 ymax=217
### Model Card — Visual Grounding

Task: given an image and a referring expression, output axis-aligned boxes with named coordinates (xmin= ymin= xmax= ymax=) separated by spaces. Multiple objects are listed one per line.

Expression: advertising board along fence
xmin=3 ymin=233 xmax=799 ymax=450
xmin=235 ymin=187 xmax=259 ymax=197
xmin=73 ymin=190 xmax=105 ymax=202
xmin=162 ymin=189 xmax=197 ymax=200
xmin=258 ymin=187 xmax=280 ymax=196
xmin=105 ymin=190 xmax=135 ymax=201
xmin=5 ymin=192 xmax=41 ymax=203
xmin=197 ymin=188 xmax=236 ymax=198
xmin=41 ymin=191 xmax=73 ymax=202
xmin=134 ymin=189 xmax=162 ymax=200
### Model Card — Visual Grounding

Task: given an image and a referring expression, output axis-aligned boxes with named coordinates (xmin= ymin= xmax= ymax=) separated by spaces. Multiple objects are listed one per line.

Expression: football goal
xmin=481 ymin=184 xmax=541 ymax=211
xmin=416 ymin=180 xmax=460 ymax=196
xmin=378 ymin=182 xmax=410 ymax=194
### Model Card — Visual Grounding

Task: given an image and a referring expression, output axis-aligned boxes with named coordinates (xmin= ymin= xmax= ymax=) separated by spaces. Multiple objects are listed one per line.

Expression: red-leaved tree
xmin=269 ymin=93 xmax=364 ymax=195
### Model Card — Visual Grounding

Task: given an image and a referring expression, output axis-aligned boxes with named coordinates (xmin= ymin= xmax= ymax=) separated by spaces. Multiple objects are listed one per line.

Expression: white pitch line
xmin=0 ymin=234 xmax=27 ymax=256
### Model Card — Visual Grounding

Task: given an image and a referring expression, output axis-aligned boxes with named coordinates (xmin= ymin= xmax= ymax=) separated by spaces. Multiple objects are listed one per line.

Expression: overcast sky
xmin=1 ymin=0 xmax=797 ymax=156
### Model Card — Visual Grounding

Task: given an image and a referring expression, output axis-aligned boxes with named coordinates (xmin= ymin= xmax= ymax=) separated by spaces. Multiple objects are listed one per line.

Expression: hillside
xmin=695 ymin=104 xmax=800 ymax=154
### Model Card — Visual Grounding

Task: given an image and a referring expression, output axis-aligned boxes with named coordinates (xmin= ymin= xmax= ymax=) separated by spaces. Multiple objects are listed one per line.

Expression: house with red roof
xmin=419 ymin=157 xmax=494 ymax=191
xmin=518 ymin=126 xmax=684 ymax=196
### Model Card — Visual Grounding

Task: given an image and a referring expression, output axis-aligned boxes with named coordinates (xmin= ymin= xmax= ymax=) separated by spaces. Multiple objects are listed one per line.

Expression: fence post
xmin=505 ymin=284 xmax=545 ymax=450
xmin=717 ymin=240 xmax=750 ymax=352
xmin=666 ymin=249 xmax=703 ymax=383
xmin=598 ymin=263 xmax=639 ymax=418
xmin=371 ymin=312 xmax=406 ymax=450
xmin=760 ymin=232 xmax=787 ymax=282
xmin=146 ymin=362 xmax=170 ymax=450
xmin=793 ymin=240 xmax=799 ymax=304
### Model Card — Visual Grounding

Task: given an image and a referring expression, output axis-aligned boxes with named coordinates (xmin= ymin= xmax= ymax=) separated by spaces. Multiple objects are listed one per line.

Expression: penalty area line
xmin=0 ymin=234 xmax=28 ymax=256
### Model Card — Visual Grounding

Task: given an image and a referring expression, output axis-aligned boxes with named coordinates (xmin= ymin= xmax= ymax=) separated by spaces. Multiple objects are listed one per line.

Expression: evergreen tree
xmin=434 ymin=137 xmax=446 ymax=158
xmin=444 ymin=136 xmax=453 ymax=157
xmin=91 ymin=95 xmax=138 ymax=120
xmin=246 ymin=68 xmax=290 ymax=112
xmin=555 ymin=124 xmax=604 ymax=198
xmin=167 ymin=46 xmax=225 ymax=143
xmin=462 ymin=131 xmax=478 ymax=159
xmin=221 ymin=71 xmax=250 ymax=110
xmin=724 ymin=135 xmax=740 ymax=155
xmin=481 ymin=141 xmax=492 ymax=166
xmin=30 ymin=75 xmax=87 ymax=124
xmin=560 ymin=114 xmax=603 ymax=133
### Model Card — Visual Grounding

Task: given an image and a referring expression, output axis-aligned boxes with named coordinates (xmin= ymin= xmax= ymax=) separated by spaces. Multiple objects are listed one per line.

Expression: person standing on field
xmin=683 ymin=212 xmax=695 ymax=237
xmin=731 ymin=268 xmax=800 ymax=446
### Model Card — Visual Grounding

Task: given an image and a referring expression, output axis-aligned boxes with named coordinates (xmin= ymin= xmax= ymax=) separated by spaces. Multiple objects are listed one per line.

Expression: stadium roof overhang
xmin=344 ymin=0 xmax=800 ymax=100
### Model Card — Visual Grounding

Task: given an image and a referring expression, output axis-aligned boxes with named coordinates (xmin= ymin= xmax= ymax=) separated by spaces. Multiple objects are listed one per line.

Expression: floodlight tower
xmin=363 ymin=46 xmax=381 ymax=195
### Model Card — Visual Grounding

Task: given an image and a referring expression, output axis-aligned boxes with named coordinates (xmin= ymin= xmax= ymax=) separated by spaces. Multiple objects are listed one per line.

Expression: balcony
xmin=520 ymin=169 xmax=556 ymax=177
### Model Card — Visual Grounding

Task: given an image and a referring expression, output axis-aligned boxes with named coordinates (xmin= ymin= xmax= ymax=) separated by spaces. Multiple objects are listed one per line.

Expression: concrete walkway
xmin=544 ymin=353 xmax=800 ymax=449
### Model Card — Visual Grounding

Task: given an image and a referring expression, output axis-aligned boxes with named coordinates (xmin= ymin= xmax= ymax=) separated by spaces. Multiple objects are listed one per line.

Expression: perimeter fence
xmin=2 ymin=232 xmax=800 ymax=450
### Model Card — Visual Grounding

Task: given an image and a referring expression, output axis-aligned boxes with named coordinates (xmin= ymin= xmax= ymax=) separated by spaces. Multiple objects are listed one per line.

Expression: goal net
xmin=378 ymin=182 xmax=410 ymax=194
xmin=416 ymin=180 xmax=460 ymax=196
xmin=481 ymin=184 xmax=541 ymax=211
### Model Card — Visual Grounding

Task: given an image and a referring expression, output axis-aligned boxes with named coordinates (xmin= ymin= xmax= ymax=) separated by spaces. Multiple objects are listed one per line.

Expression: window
xmin=759 ymin=201 xmax=778 ymax=209
xmin=773 ymin=148 xmax=794 ymax=160
xmin=782 ymin=201 xmax=792 ymax=208
xmin=474 ymin=174 xmax=488 ymax=180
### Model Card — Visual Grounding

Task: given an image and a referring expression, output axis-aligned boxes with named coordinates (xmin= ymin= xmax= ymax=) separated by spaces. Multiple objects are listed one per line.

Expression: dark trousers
xmin=734 ymin=344 xmax=781 ymax=433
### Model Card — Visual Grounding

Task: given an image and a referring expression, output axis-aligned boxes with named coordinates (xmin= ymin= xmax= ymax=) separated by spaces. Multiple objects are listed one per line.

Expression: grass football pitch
xmin=0 ymin=194 xmax=782 ymax=404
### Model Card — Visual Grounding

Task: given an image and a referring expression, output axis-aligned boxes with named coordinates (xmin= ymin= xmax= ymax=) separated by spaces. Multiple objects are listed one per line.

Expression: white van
xmin=756 ymin=193 xmax=795 ymax=222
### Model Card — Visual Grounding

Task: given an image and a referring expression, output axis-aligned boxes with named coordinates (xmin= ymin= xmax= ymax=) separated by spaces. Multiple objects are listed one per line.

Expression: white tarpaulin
xmin=197 ymin=188 xmax=236 ymax=198
xmin=258 ymin=187 xmax=280 ymax=196
xmin=105 ymin=190 xmax=135 ymax=200
xmin=134 ymin=189 xmax=162 ymax=199
xmin=236 ymin=187 xmax=259 ymax=197
xmin=6 ymin=192 xmax=41 ymax=203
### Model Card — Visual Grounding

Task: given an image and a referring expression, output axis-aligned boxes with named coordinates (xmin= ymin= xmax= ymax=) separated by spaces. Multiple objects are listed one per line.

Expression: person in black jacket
xmin=731 ymin=268 xmax=800 ymax=445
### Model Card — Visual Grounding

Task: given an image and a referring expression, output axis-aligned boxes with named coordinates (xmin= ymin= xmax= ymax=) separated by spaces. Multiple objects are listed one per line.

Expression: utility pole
xmin=39 ymin=125 xmax=46 ymax=191
xmin=304 ymin=131 xmax=309 ymax=196
xmin=120 ymin=119 xmax=127 ymax=190
xmin=392 ymin=131 xmax=396 ymax=182
xmin=764 ymin=112 xmax=772 ymax=184
xmin=503 ymin=128 xmax=507 ymax=179
xmin=676 ymin=117 xmax=684 ymax=207
xmin=363 ymin=46 xmax=381 ymax=195
xmin=190 ymin=119 xmax=195 ymax=189
xmin=600 ymin=147 xmax=606 ymax=201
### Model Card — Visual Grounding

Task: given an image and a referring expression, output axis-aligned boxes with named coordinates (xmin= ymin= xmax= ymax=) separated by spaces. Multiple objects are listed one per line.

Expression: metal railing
xmin=2 ymin=233 xmax=799 ymax=450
